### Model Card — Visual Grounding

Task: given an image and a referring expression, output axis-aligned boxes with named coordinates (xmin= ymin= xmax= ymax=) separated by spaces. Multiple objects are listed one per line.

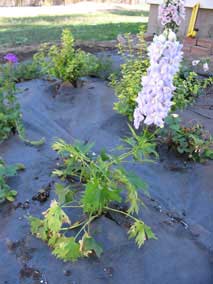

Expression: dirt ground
xmin=0 ymin=53 xmax=213 ymax=284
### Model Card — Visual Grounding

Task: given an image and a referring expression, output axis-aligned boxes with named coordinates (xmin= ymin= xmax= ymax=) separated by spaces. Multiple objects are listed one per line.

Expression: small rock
xmin=104 ymin=267 xmax=113 ymax=277
xmin=64 ymin=269 xmax=72 ymax=276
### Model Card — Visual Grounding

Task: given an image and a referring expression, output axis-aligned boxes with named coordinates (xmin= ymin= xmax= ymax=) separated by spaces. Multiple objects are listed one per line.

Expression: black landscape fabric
xmin=0 ymin=76 xmax=213 ymax=284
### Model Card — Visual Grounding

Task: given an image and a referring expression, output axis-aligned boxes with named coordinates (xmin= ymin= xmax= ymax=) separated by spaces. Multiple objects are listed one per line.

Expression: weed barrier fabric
xmin=0 ymin=78 xmax=212 ymax=284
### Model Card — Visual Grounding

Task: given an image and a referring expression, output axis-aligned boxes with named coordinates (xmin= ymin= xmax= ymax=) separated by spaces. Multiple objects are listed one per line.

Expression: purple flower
xmin=4 ymin=53 xmax=18 ymax=64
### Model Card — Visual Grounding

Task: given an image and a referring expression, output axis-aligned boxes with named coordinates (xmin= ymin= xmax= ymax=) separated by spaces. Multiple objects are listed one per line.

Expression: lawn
xmin=0 ymin=9 xmax=148 ymax=48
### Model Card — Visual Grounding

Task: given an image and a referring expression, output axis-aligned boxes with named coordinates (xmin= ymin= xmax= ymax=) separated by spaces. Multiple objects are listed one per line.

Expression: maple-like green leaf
xmin=48 ymin=234 xmax=60 ymax=247
xmin=125 ymin=171 xmax=149 ymax=196
xmin=81 ymin=180 xmax=103 ymax=214
xmin=82 ymin=179 xmax=121 ymax=214
xmin=144 ymin=224 xmax=157 ymax=240
xmin=43 ymin=200 xmax=71 ymax=233
xmin=113 ymin=168 xmax=141 ymax=214
xmin=128 ymin=221 xmax=156 ymax=247
xmin=52 ymin=237 xmax=81 ymax=262
xmin=29 ymin=216 xmax=49 ymax=241
xmin=80 ymin=233 xmax=103 ymax=258
xmin=128 ymin=220 xmax=146 ymax=248
xmin=55 ymin=183 xmax=74 ymax=205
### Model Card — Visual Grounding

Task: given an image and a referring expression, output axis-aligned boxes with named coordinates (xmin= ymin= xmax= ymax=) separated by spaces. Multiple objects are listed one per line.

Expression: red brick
xmin=182 ymin=45 xmax=191 ymax=53
xmin=197 ymin=38 xmax=213 ymax=49
xmin=144 ymin=33 xmax=154 ymax=42
xmin=191 ymin=46 xmax=211 ymax=56
xmin=183 ymin=37 xmax=197 ymax=46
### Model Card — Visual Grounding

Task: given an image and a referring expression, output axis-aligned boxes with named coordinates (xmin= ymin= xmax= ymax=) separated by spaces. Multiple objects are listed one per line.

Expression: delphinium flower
xmin=158 ymin=0 xmax=185 ymax=31
xmin=191 ymin=59 xmax=209 ymax=72
xmin=134 ymin=30 xmax=183 ymax=128
xmin=203 ymin=62 xmax=209 ymax=72
xmin=192 ymin=60 xmax=200 ymax=66
xmin=133 ymin=0 xmax=185 ymax=129
xmin=4 ymin=53 xmax=18 ymax=64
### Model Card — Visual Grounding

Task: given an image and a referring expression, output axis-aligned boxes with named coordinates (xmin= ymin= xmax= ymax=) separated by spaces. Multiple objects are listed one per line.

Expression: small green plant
xmin=110 ymin=31 xmax=149 ymax=120
xmin=12 ymin=61 xmax=41 ymax=82
xmin=0 ymin=63 xmax=22 ymax=142
xmin=172 ymin=71 xmax=202 ymax=110
xmin=34 ymin=29 xmax=112 ymax=86
xmin=30 ymin=127 xmax=158 ymax=262
xmin=172 ymin=67 xmax=213 ymax=111
xmin=160 ymin=115 xmax=213 ymax=162
xmin=0 ymin=157 xmax=24 ymax=202
xmin=0 ymin=62 xmax=45 ymax=145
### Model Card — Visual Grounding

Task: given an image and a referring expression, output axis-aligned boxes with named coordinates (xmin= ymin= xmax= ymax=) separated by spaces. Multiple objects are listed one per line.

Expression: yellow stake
xmin=187 ymin=3 xmax=200 ymax=38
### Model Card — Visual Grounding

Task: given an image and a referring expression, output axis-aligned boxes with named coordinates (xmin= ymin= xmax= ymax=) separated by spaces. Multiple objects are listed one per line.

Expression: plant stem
xmin=74 ymin=214 xmax=98 ymax=240
xmin=104 ymin=206 xmax=138 ymax=223
xmin=60 ymin=219 xmax=86 ymax=231
xmin=62 ymin=205 xmax=83 ymax=208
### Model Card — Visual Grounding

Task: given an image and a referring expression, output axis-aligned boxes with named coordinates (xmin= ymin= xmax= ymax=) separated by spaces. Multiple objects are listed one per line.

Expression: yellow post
xmin=187 ymin=3 xmax=200 ymax=38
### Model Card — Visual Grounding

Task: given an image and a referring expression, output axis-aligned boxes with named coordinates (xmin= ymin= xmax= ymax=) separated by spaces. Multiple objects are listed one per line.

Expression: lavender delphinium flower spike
xmin=134 ymin=0 xmax=185 ymax=129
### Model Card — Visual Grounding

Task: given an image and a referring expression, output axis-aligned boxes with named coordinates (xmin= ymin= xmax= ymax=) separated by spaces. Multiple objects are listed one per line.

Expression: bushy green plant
xmin=111 ymin=59 xmax=149 ymax=120
xmin=110 ymin=31 xmax=149 ymax=120
xmin=34 ymin=29 xmax=111 ymax=85
xmin=12 ymin=61 xmax=41 ymax=82
xmin=0 ymin=64 xmax=22 ymax=142
xmin=30 ymin=128 xmax=158 ymax=262
xmin=0 ymin=157 xmax=24 ymax=202
xmin=160 ymin=115 xmax=213 ymax=162
xmin=172 ymin=67 xmax=213 ymax=111
xmin=0 ymin=63 xmax=45 ymax=145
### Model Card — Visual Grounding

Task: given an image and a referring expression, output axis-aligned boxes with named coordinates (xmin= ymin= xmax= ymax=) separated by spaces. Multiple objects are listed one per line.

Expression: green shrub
xmin=110 ymin=31 xmax=149 ymax=120
xmin=172 ymin=67 xmax=213 ymax=111
xmin=12 ymin=61 xmax=41 ymax=82
xmin=111 ymin=58 xmax=149 ymax=120
xmin=0 ymin=63 xmax=45 ymax=145
xmin=0 ymin=64 xmax=21 ymax=142
xmin=160 ymin=115 xmax=213 ymax=162
xmin=34 ymin=29 xmax=111 ymax=86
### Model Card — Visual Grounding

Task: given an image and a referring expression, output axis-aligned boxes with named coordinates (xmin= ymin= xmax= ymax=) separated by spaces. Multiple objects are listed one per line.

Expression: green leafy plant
xmin=0 ymin=63 xmax=22 ymax=142
xmin=0 ymin=62 xmax=45 ymax=145
xmin=30 ymin=128 xmax=158 ymax=262
xmin=160 ymin=115 xmax=213 ymax=162
xmin=110 ymin=31 xmax=149 ymax=120
xmin=34 ymin=29 xmax=112 ymax=86
xmin=12 ymin=61 xmax=41 ymax=82
xmin=172 ymin=67 xmax=213 ymax=111
xmin=0 ymin=157 xmax=24 ymax=202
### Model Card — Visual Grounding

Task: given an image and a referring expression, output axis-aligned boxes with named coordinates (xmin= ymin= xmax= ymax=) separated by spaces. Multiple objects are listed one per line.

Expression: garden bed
xmin=0 ymin=70 xmax=212 ymax=283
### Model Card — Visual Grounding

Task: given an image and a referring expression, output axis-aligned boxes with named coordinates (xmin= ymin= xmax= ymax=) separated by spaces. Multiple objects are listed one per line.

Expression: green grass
xmin=0 ymin=10 xmax=148 ymax=47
